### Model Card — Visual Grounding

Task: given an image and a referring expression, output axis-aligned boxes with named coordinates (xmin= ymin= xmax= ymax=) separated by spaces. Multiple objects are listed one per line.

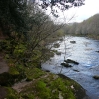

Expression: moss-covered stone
xmin=5 ymin=87 xmax=19 ymax=99
xmin=0 ymin=72 xmax=15 ymax=86
xmin=58 ymin=74 xmax=88 ymax=99
xmin=26 ymin=76 xmax=33 ymax=81
xmin=9 ymin=66 xmax=19 ymax=75
xmin=21 ymin=94 xmax=34 ymax=99
xmin=0 ymin=71 xmax=26 ymax=86
xmin=18 ymin=70 xmax=88 ymax=99
xmin=25 ymin=68 xmax=45 ymax=80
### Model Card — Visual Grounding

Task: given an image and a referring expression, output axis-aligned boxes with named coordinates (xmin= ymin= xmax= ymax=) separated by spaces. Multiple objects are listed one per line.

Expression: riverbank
xmin=0 ymin=67 xmax=89 ymax=99
xmin=0 ymin=39 xmax=89 ymax=99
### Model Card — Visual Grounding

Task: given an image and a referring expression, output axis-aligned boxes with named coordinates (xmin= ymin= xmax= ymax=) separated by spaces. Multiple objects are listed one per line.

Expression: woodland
xmin=0 ymin=0 xmax=96 ymax=99
xmin=63 ymin=14 xmax=99 ymax=39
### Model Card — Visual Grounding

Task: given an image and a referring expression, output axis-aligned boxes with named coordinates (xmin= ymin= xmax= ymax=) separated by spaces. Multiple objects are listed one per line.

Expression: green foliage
xmin=6 ymin=87 xmax=19 ymax=99
xmin=35 ymin=80 xmax=51 ymax=99
xmin=50 ymin=78 xmax=75 ymax=99
xmin=0 ymin=0 xmax=28 ymax=36
xmin=64 ymin=14 xmax=99 ymax=39
xmin=9 ymin=66 xmax=19 ymax=75
xmin=57 ymin=29 xmax=65 ymax=37
xmin=14 ymin=43 xmax=26 ymax=58
xmin=25 ymin=68 xmax=45 ymax=80
xmin=31 ymin=50 xmax=42 ymax=61
xmin=21 ymin=94 xmax=34 ymax=99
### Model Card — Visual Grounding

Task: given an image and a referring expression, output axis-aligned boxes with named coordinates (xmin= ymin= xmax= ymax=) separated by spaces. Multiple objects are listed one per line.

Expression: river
xmin=42 ymin=36 xmax=99 ymax=99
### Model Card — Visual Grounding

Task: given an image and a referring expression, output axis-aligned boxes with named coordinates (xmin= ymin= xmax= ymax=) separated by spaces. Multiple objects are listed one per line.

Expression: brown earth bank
xmin=0 ymin=53 xmax=9 ymax=73
xmin=0 ymin=87 xmax=7 ymax=99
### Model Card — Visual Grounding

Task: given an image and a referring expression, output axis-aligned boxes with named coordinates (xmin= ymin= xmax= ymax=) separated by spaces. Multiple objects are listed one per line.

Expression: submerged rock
xmin=64 ymin=59 xmax=79 ymax=65
xmin=56 ymin=51 xmax=61 ymax=55
xmin=96 ymin=51 xmax=99 ymax=53
xmin=73 ymin=69 xmax=79 ymax=72
xmin=93 ymin=75 xmax=99 ymax=79
xmin=61 ymin=63 xmax=72 ymax=67
xmin=53 ymin=43 xmax=60 ymax=48
xmin=70 ymin=41 xmax=76 ymax=44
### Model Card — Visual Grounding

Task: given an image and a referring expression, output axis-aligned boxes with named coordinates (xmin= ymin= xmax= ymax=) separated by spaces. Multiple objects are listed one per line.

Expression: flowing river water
xmin=42 ymin=36 xmax=99 ymax=99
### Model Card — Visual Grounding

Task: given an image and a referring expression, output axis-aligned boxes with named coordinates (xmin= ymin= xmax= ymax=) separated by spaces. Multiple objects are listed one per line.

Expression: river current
xmin=42 ymin=36 xmax=99 ymax=99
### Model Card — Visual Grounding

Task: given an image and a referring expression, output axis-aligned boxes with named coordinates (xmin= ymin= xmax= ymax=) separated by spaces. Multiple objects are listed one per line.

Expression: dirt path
xmin=0 ymin=53 xmax=9 ymax=73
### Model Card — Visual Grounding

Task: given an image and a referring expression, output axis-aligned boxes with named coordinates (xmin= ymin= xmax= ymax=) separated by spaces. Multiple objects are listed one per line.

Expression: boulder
xmin=64 ymin=59 xmax=79 ymax=65
xmin=70 ymin=41 xmax=76 ymax=44
xmin=93 ymin=75 xmax=99 ymax=79
xmin=61 ymin=63 xmax=72 ymax=67
xmin=96 ymin=51 xmax=99 ymax=53
xmin=73 ymin=69 xmax=79 ymax=72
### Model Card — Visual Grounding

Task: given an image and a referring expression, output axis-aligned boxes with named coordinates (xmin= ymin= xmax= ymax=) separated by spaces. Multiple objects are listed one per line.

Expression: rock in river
xmin=70 ymin=41 xmax=76 ymax=44
xmin=93 ymin=75 xmax=99 ymax=79
xmin=64 ymin=59 xmax=79 ymax=65
xmin=61 ymin=63 xmax=72 ymax=67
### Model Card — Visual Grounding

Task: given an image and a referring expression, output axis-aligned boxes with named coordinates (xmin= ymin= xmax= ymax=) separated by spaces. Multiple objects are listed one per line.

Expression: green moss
xmin=5 ymin=87 xmax=19 ymax=99
xmin=35 ymin=80 xmax=51 ymax=99
xmin=7 ymin=94 xmax=18 ymax=99
xmin=9 ymin=66 xmax=19 ymax=75
xmin=21 ymin=94 xmax=34 ymax=99
xmin=25 ymin=68 xmax=45 ymax=79
xmin=50 ymin=78 xmax=75 ymax=99
xmin=19 ymin=72 xmax=87 ymax=99
xmin=26 ymin=76 xmax=33 ymax=81
xmin=13 ymin=44 xmax=26 ymax=58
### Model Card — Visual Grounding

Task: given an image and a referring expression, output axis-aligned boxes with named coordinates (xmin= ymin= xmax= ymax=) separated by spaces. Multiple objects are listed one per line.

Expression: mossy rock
xmin=0 ymin=72 xmax=15 ymax=86
xmin=19 ymin=72 xmax=89 ymax=99
xmin=5 ymin=87 xmax=19 ymax=99
xmin=25 ymin=68 xmax=45 ymax=80
xmin=26 ymin=76 xmax=33 ymax=81
xmin=0 ymin=72 xmax=25 ymax=86
xmin=21 ymin=94 xmax=34 ymax=99
xmin=58 ymin=74 xmax=88 ymax=99
xmin=9 ymin=66 xmax=19 ymax=75
xmin=61 ymin=63 xmax=72 ymax=67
